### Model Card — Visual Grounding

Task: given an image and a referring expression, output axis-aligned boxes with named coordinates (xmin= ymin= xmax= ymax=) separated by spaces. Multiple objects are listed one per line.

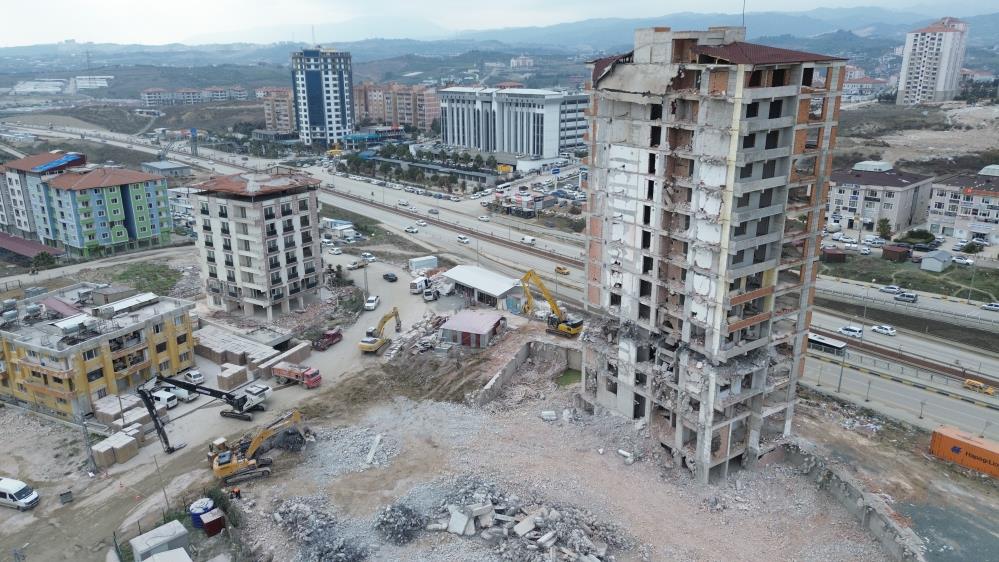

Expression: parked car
xmin=382 ymin=273 xmax=398 ymax=282
xmin=894 ymin=292 xmax=918 ymax=303
xmin=478 ymin=215 xmax=491 ymax=222
xmin=879 ymin=285 xmax=902 ymax=294
xmin=838 ymin=326 xmax=863 ymax=338
xmin=872 ymin=325 xmax=897 ymax=336
xmin=952 ymin=256 xmax=975 ymax=266
xmin=457 ymin=235 xmax=471 ymax=244
xmin=839 ymin=236 xmax=857 ymax=244
xmin=428 ymin=208 xmax=439 ymax=214
xmin=981 ymin=302 xmax=999 ymax=312
xmin=361 ymin=252 xmax=376 ymax=263
xmin=913 ymin=243 xmax=932 ymax=252
xmin=911 ymin=255 xmax=923 ymax=264
xmin=555 ymin=265 xmax=570 ymax=275
xmin=329 ymin=247 xmax=342 ymax=255
xmin=398 ymin=199 xmax=409 ymax=207
xmin=859 ymin=246 xmax=872 ymax=255
xmin=364 ymin=295 xmax=381 ymax=310
xmin=480 ymin=201 xmax=490 ymax=207
xmin=416 ymin=220 xmax=428 ymax=227
xmin=183 ymin=370 xmax=205 ymax=385
xmin=405 ymin=226 xmax=419 ymax=234
xmin=843 ymin=243 xmax=859 ymax=251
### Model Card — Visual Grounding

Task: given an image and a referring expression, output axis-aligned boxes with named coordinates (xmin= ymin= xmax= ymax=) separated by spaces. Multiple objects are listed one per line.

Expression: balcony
xmin=271 ymin=291 xmax=285 ymax=301
xmin=200 ymin=208 xmax=210 ymax=216
xmin=285 ymin=239 xmax=296 ymax=249
xmin=267 ymin=245 xmax=279 ymax=254
xmin=289 ymin=285 xmax=302 ymax=295
xmin=302 ymin=247 xmax=313 ymax=258
xmin=301 ymin=234 xmax=313 ymax=244
xmin=207 ymin=255 xmax=216 ymax=263
xmin=265 ymin=227 xmax=278 ymax=237
xmin=304 ymin=266 xmax=316 ymax=275
xmin=288 ymin=271 xmax=300 ymax=280
xmin=269 ymin=261 xmax=281 ymax=271
xmin=224 ymin=259 xmax=235 ymax=268
xmin=202 ymin=224 xmax=212 ymax=232
xmin=740 ymin=115 xmax=795 ymax=133
xmin=204 ymin=239 xmax=214 ymax=248
xmin=264 ymin=211 xmax=276 ymax=220
xmin=286 ymin=256 xmax=298 ymax=265
xmin=731 ymin=203 xmax=785 ymax=223
xmin=305 ymin=279 xmax=318 ymax=289
xmin=220 ymin=226 xmax=231 ymax=235
xmin=281 ymin=207 xmax=293 ymax=217
xmin=218 ymin=210 xmax=229 ymax=219
xmin=222 ymin=244 xmax=232 ymax=252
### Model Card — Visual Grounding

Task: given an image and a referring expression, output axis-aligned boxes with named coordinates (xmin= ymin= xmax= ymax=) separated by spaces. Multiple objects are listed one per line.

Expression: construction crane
xmin=157 ymin=375 xmax=272 ymax=421
xmin=209 ymin=409 xmax=312 ymax=485
xmin=520 ymin=270 xmax=584 ymax=337
xmin=358 ymin=307 xmax=402 ymax=353
xmin=136 ymin=387 xmax=185 ymax=454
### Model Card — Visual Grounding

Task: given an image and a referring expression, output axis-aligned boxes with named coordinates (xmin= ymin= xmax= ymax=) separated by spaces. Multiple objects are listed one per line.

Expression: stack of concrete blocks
xmin=124 ymin=422 xmax=147 ymax=446
xmin=193 ymin=325 xmax=280 ymax=378
xmin=145 ymin=549 xmax=193 ymax=562
xmin=93 ymin=394 xmax=142 ymax=425
xmin=111 ymin=407 xmax=152 ymax=432
xmin=128 ymin=520 xmax=190 ymax=562
xmin=257 ymin=341 xmax=312 ymax=379
xmin=216 ymin=363 xmax=248 ymax=391
xmin=91 ymin=440 xmax=116 ymax=469
xmin=92 ymin=432 xmax=140 ymax=468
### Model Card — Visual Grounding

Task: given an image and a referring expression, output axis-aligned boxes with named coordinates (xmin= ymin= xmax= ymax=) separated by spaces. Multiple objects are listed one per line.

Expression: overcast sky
xmin=0 ymin=0 xmax=984 ymax=46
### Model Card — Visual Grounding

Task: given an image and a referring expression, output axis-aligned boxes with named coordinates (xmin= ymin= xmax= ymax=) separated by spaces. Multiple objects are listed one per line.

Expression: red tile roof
xmin=693 ymin=42 xmax=845 ymax=65
xmin=3 ymin=151 xmax=78 ymax=173
xmin=0 ymin=232 xmax=65 ymax=258
xmin=588 ymin=52 xmax=632 ymax=84
xmin=193 ymin=170 xmax=320 ymax=196
xmin=48 ymin=168 xmax=163 ymax=191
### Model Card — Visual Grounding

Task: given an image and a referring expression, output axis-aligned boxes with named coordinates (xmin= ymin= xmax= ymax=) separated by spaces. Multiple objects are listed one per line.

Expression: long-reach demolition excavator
xmin=157 ymin=375 xmax=272 ymax=421
xmin=520 ymin=269 xmax=584 ymax=337
xmin=208 ymin=409 xmax=313 ymax=485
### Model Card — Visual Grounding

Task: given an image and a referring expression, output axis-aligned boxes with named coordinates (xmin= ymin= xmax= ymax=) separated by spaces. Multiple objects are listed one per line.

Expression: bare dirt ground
xmin=0 ymin=114 xmax=103 ymax=130
xmin=837 ymin=103 xmax=999 ymax=165
xmin=794 ymin=392 xmax=999 ymax=562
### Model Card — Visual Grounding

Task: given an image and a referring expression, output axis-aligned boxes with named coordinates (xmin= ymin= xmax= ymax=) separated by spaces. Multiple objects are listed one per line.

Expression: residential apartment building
xmin=291 ymin=47 xmax=355 ymax=146
xmin=439 ymin=87 xmax=587 ymax=159
xmin=927 ymin=165 xmax=999 ymax=243
xmin=354 ymin=83 xmax=441 ymax=131
xmin=829 ymin=161 xmax=933 ymax=233
xmin=2 ymin=151 xmax=86 ymax=240
xmin=140 ymin=86 xmax=248 ymax=107
xmin=0 ymin=284 xmax=195 ymax=419
xmin=510 ymin=55 xmax=535 ymax=68
xmin=192 ymin=168 xmax=321 ymax=320
xmin=897 ymin=17 xmax=968 ymax=105
xmin=843 ymin=77 xmax=889 ymax=100
xmin=262 ymin=88 xmax=295 ymax=133
xmin=584 ymin=27 xmax=844 ymax=483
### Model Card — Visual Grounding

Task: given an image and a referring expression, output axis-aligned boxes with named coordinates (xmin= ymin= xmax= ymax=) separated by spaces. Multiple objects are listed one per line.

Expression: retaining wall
xmin=474 ymin=341 xmax=581 ymax=406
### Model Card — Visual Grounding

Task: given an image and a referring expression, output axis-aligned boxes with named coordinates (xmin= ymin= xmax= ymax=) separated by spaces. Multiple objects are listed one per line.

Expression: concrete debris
xmin=374 ymin=504 xmax=424 ymax=545
xmin=364 ymin=434 xmax=383 ymax=465
xmin=273 ymin=496 xmax=367 ymax=562
xmin=306 ymin=426 xmax=399 ymax=478
xmin=540 ymin=411 xmax=558 ymax=422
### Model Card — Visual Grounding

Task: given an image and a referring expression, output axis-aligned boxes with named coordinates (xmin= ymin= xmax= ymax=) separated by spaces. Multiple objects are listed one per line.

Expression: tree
xmin=379 ymin=162 xmax=394 ymax=177
xmin=31 ymin=252 xmax=56 ymax=269
xmin=458 ymin=152 xmax=471 ymax=165
xmin=473 ymin=154 xmax=484 ymax=169
xmin=876 ymin=218 xmax=892 ymax=240
xmin=430 ymin=118 xmax=441 ymax=135
xmin=485 ymin=155 xmax=497 ymax=170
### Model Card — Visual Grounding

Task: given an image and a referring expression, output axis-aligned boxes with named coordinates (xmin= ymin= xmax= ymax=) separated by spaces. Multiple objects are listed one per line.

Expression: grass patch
xmin=557 ymin=368 xmax=581 ymax=387
xmin=319 ymin=203 xmax=380 ymax=235
xmin=114 ymin=263 xmax=181 ymax=295
xmin=820 ymin=255 xmax=999 ymax=300
xmin=839 ymin=104 xmax=951 ymax=138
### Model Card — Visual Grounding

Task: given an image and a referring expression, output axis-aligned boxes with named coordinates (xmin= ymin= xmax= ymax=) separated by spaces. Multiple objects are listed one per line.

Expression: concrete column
xmin=244 ymin=302 xmax=255 ymax=318
xmin=266 ymin=305 xmax=274 ymax=322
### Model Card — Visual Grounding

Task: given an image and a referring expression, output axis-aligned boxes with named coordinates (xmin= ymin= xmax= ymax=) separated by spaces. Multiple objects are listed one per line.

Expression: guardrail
xmin=810 ymin=326 xmax=997 ymax=386
xmin=815 ymin=287 xmax=999 ymax=331
xmin=324 ymin=188 xmax=586 ymax=269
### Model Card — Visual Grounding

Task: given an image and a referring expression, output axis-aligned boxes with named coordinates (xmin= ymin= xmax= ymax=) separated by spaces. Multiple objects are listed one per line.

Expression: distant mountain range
xmin=0 ymin=7 xmax=996 ymax=74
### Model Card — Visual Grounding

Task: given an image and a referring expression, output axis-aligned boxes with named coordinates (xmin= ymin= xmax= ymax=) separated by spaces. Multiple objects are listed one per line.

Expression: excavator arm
xmin=244 ymin=410 xmax=306 ymax=460
xmin=520 ymin=270 xmax=563 ymax=320
xmin=136 ymin=387 xmax=184 ymax=454
xmin=373 ymin=307 xmax=402 ymax=338
xmin=157 ymin=375 xmax=248 ymax=412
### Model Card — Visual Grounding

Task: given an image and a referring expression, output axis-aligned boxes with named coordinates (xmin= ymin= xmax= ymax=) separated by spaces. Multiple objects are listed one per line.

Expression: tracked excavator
xmin=358 ymin=307 xmax=402 ymax=353
xmin=520 ymin=270 xmax=584 ymax=337
xmin=208 ymin=409 xmax=313 ymax=485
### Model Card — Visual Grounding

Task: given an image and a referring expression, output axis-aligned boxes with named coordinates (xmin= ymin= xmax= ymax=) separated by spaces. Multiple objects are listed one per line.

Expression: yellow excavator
xmin=521 ymin=270 xmax=584 ymax=337
xmin=358 ymin=306 xmax=402 ymax=353
xmin=326 ymin=142 xmax=344 ymax=158
xmin=208 ymin=409 xmax=312 ymax=485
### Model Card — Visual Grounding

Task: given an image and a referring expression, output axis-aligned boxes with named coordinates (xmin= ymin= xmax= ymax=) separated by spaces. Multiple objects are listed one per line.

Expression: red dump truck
xmin=272 ymin=362 xmax=322 ymax=389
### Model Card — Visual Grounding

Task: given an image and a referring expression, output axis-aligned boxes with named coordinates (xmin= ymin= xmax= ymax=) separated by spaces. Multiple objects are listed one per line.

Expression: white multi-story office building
xmin=439 ymin=87 xmax=587 ymax=160
xmin=828 ymin=161 xmax=933 ymax=233
xmin=927 ymin=165 xmax=999 ymax=243
xmin=291 ymin=47 xmax=355 ymax=146
xmin=192 ymin=168 xmax=322 ymax=320
xmin=896 ymin=17 xmax=968 ymax=105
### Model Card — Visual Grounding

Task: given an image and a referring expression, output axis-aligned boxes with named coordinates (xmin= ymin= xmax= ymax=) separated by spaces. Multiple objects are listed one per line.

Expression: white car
xmin=415 ymin=220 xmax=428 ymax=227
xmin=838 ymin=326 xmax=863 ymax=338
xmin=398 ymin=199 xmax=409 ymax=207
xmin=449 ymin=196 xmax=461 ymax=202
xmin=839 ymin=236 xmax=857 ymax=244
xmin=480 ymin=201 xmax=490 ymax=207
xmin=982 ymin=302 xmax=999 ymax=312
xmin=364 ymin=295 xmax=380 ymax=310
xmin=871 ymin=325 xmax=896 ymax=336
xmin=478 ymin=215 xmax=491 ymax=222
xmin=330 ymin=247 xmax=342 ymax=255
xmin=859 ymin=246 xmax=871 ymax=255
xmin=457 ymin=235 xmax=471 ymax=244
xmin=879 ymin=285 xmax=902 ymax=294
xmin=405 ymin=226 xmax=419 ymax=234
xmin=361 ymin=252 xmax=377 ymax=263
xmin=952 ymin=256 xmax=975 ymax=266
xmin=183 ymin=370 xmax=205 ymax=384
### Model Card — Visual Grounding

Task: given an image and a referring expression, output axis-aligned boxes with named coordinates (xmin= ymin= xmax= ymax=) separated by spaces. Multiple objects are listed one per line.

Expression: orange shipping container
xmin=929 ymin=425 xmax=999 ymax=478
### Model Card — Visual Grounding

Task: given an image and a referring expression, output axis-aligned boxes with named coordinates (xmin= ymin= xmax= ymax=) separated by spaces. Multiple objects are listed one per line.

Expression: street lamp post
xmin=836 ymin=353 xmax=846 ymax=393
xmin=918 ymin=400 xmax=926 ymax=419
xmin=968 ymin=261 xmax=977 ymax=303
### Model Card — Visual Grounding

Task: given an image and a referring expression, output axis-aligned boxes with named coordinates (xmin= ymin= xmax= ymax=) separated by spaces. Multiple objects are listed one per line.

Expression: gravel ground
xmin=0 ymin=406 xmax=88 ymax=481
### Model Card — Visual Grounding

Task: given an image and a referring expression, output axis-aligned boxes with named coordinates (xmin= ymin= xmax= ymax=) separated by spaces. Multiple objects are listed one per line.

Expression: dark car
xmin=893 ymin=242 xmax=912 ymax=249
xmin=382 ymin=273 xmax=398 ymax=282
xmin=913 ymin=243 xmax=932 ymax=252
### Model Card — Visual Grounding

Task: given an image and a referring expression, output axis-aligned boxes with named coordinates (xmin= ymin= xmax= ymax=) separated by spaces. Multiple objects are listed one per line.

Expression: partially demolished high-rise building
xmin=582 ymin=27 xmax=845 ymax=483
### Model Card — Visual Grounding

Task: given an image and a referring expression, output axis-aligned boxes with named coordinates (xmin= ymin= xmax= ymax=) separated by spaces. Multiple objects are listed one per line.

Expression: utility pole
xmin=76 ymin=414 xmax=97 ymax=474
xmin=836 ymin=354 xmax=846 ymax=393
xmin=865 ymin=380 xmax=872 ymax=402
xmin=153 ymin=455 xmax=171 ymax=512
xmin=918 ymin=400 xmax=926 ymax=419
xmin=362 ymin=267 xmax=369 ymax=298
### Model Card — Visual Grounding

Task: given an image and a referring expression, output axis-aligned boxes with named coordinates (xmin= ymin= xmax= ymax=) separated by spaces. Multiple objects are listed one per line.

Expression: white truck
xmin=409 ymin=276 xmax=431 ymax=294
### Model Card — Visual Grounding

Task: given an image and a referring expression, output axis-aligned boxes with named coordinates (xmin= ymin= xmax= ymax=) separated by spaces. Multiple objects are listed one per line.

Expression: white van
xmin=409 ymin=276 xmax=431 ymax=294
xmin=152 ymin=390 xmax=178 ymax=409
xmin=0 ymin=477 xmax=39 ymax=511
xmin=160 ymin=384 xmax=197 ymax=403
xmin=521 ymin=236 xmax=537 ymax=245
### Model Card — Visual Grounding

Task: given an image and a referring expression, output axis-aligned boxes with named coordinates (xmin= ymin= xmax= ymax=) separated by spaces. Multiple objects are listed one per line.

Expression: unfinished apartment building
xmin=582 ymin=27 xmax=844 ymax=482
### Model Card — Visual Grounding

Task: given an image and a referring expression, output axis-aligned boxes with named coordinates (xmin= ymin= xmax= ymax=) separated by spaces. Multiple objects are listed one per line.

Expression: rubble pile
xmin=169 ymin=264 xmax=204 ymax=299
xmin=384 ymin=311 xmax=448 ymax=360
xmin=274 ymin=497 xmax=367 ymax=562
xmin=270 ymin=286 xmax=363 ymax=335
xmin=306 ymin=426 xmax=400 ymax=479
xmin=412 ymin=477 xmax=632 ymax=562
xmin=487 ymin=352 xmax=567 ymax=411
xmin=374 ymin=504 xmax=425 ymax=545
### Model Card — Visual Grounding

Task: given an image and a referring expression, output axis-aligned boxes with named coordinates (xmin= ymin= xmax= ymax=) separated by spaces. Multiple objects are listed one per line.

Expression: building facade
xmin=2 ymin=151 xmax=86 ymax=240
xmin=140 ymin=86 xmax=248 ymax=107
xmin=262 ymin=88 xmax=295 ymax=133
xmin=0 ymin=284 xmax=195 ymax=419
xmin=291 ymin=47 xmax=355 ymax=146
xmin=439 ymin=87 xmax=587 ymax=159
xmin=843 ymin=77 xmax=889 ymax=100
xmin=927 ymin=165 xmax=999 ymax=243
xmin=896 ymin=17 xmax=968 ymax=105
xmin=192 ymin=168 xmax=321 ymax=320
xmin=354 ymin=83 xmax=440 ymax=131
xmin=584 ymin=27 xmax=844 ymax=482
xmin=828 ymin=161 xmax=933 ymax=233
